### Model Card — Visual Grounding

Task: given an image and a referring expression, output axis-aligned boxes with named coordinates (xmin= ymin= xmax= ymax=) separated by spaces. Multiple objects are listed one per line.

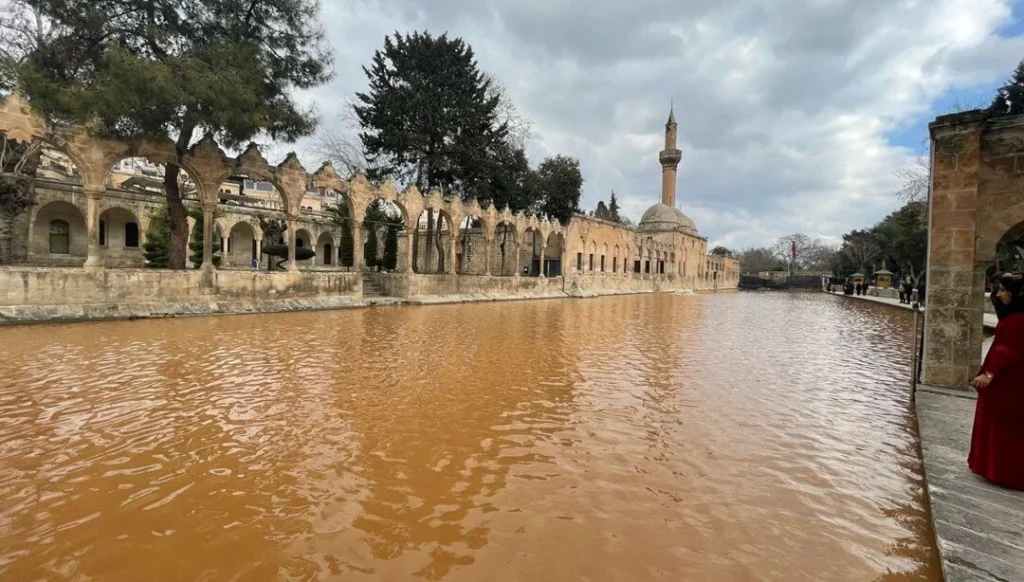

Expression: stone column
xmin=484 ymin=237 xmax=492 ymax=276
xmin=83 ymin=187 xmax=104 ymax=268
xmin=398 ymin=231 xmax=412 ymax=273
xmin=538 ymin=245 xmax=547 ymax=277
xmin=200 ymin=205 xmax=216 ymax=272
xmin=254 ymin=236 xmax=263 ymax=269
xmin=922 ymin=114 xmax=986 ymax=389
xmin=352 ymin=220 xmax=364 ymax=271
xmin=285 ymin=216 xmax=298 ymax=272
xmin=448 ymin=236 xmax=458 ymax=275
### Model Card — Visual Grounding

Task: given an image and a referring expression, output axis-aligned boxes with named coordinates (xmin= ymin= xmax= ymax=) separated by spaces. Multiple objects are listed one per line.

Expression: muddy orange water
xmin=0 ymin=292 xmax=941 ymax=581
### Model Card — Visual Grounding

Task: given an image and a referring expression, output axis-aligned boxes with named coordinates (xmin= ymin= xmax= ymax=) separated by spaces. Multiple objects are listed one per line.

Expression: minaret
xmin=658 ymin=103 xmax=682 ymax=207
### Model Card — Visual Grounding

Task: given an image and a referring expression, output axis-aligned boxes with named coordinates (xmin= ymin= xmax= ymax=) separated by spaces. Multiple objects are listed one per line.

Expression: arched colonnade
xmin=1 ymin=93 xmax=566 ymax=275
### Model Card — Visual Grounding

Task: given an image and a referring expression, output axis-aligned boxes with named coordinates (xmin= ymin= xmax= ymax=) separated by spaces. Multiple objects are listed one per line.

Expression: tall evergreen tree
xmin=990 ymin=59 xmax=1024 ymax=117
xmin=142 ymin=204 xmax=171 ymax=268
xmin=608 ymin=191 xmax=621 ymax=223
xmin=354 ymin=31 xmax=507 ymax=193
xmin=14 ymin=0 xmax=333 ymax=269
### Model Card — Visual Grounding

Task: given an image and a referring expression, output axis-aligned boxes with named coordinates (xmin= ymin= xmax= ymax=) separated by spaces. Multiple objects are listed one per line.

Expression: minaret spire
xmin=659 ymin=102 xmax=682 ymax=207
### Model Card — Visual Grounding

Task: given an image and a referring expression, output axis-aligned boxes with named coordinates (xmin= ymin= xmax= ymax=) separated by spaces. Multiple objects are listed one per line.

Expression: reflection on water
xmin=0 ymin=292 xmax=941 ymax=581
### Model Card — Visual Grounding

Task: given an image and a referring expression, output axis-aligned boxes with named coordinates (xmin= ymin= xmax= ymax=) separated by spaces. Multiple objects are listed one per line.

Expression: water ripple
xmin=0 ymin=292 xmax=940 ymax=580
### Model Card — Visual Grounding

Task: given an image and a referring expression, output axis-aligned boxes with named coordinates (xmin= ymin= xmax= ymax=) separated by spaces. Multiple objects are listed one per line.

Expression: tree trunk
xmin=425 ymin=209 xmax=435 ymax=272
xmin=434 ymin=213 xmax=445 ymax=272
xmin=164 ymin=165 xmax=189 ymax=269
xmin=499 ymin=225 xmax=508 ymax=275
xmin=164 ymin=123 xmax=197 ymax=270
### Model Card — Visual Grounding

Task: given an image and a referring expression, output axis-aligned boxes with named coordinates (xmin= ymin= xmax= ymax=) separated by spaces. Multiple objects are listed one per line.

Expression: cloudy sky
xmin=281 ymin=0 xmax=1024 ymax=250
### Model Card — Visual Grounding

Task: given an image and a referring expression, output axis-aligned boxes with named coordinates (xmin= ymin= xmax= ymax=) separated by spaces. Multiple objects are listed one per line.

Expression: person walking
xmin=916 ymin=275 xmax=926 ymax=306
xmin=969 ymin=275 xmax=1024 ymax=490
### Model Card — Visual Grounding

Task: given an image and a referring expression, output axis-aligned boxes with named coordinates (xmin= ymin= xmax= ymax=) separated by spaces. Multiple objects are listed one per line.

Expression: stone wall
xmin=407 ymin=273 xmax=565 ymax=297
xmin=0 ymin=266 xmax=361 ymax=323
xmin=924 ymin=111 xmax=1024 ymax=389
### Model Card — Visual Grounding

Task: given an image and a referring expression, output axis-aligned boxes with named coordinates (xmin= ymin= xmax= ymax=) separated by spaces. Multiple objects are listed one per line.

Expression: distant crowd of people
xmin=823 ymin=274 xmax=927 ymax=305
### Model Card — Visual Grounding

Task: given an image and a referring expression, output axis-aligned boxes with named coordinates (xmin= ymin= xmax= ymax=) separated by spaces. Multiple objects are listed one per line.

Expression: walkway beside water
xmin=830 ymin=290 xmax=997 ymax=330
xmin=915 ymin=386 xmax=1024 ymax=582
xmin=829 ymin=289 xmax=1023 ymax=581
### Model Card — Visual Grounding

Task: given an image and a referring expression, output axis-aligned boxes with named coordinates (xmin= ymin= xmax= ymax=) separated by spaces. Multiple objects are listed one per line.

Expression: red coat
xmin=969 ymin=311 xmax=1024 ymax=490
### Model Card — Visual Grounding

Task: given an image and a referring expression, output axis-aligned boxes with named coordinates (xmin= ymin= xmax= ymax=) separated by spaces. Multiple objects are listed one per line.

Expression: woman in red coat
xmin=969 ymin=275 xmax=1024 ymax=490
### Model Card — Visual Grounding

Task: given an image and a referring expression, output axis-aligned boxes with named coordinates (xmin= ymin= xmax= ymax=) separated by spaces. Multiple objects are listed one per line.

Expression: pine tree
xmin=143 ymin=204 xmax=171 ymax=268
xmin=383 ymin=225 xmax=399 ymax=270
xmin=363 ymin=225 xmax=379 ymax=268
xmin=354 ymin=31 xmax=508 ymax=193
xmin=15 ymin=0 xmax=333 ymax=269
xmin=608 ymin=191 xmax=621 ymax=223
xmin=990 ymin=59 xmax=1024 ymax=116
xmin=327 ymin=202 xmax=355 ymax=267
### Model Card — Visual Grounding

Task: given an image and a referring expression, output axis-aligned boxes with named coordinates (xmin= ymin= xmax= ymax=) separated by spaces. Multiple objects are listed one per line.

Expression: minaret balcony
xmin=659 ymin=149 xmax=681 ymax=166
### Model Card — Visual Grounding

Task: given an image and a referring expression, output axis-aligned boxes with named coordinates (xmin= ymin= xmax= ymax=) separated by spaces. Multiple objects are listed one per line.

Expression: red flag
xmin=791 ymin=241 xmax=796 ymax=259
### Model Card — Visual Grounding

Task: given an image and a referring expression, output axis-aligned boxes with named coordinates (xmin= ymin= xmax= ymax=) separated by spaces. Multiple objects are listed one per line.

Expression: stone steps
xmin=362 ymin=274 xmax=384 ymax=297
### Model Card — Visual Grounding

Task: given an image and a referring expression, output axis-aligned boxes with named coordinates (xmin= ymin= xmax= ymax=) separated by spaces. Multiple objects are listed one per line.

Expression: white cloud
xmin=289 ymin=0 xmax=1024 ymax=249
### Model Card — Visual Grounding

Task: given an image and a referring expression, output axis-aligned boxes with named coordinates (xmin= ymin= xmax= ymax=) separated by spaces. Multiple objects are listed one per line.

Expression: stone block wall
xmin=924 ymin=111 xmax=1024 ymax=388
xmin=0 ymin=267 xmax=360 ymax=322
xmin=406 ymin=273 xmax=564 ymax=297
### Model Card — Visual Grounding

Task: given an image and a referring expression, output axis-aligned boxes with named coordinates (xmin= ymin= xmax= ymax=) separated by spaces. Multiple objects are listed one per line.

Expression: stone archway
xmin=98 ymin=206 xmax=144 ymax=267
xmin=30 ymin=200 xmax=87 ymax=266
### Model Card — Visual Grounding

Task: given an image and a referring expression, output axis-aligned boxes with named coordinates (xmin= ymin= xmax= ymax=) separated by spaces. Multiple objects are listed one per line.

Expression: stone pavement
xmin=915 ymin=386 xmax=1024 ymax=582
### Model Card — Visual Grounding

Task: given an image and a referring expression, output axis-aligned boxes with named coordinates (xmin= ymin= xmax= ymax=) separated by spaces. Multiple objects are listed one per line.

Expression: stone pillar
xmin=200 ymin=205 xmax=216 ymax=272
xmin=538 ymin=245 xmax=547 ymax=277
xmin=254 ymin=236 xmax=263 ymax=269
xmin=352 ymin=220 xmax=364 ymax=271
xmin=922 ymin=113 xmax=986 ymax=390
xmin=285 ymin=216 xmax=298 ymax=272
xmin=484 ymin=237 xmax=492 ymax=276
xmin=448 ymin=236 xmax=458 ymax=275
xmin=83 ymin=187 xmax=104 ymax=268
xmin=398 ymin=231 xmax=412 ymax=273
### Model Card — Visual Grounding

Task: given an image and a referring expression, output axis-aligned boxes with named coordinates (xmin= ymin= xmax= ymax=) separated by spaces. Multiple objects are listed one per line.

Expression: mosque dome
xmin=638 ymin=203 xmax=698 ymax=234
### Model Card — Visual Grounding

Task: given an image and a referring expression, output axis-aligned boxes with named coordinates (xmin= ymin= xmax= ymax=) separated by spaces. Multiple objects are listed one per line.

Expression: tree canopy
xmin=13 ymin=0 xmax=333 ymax=268
xmin=355 ymin=31 xmax=506 ymax=195
xmin=990 ymin=59 xmax=1024 ymax=117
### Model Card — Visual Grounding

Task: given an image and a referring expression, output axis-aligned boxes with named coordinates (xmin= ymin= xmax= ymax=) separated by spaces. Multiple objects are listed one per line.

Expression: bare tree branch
xmin=484 ymin=73 xmax=533 ymax=150
xmin=893 ymin=97 xmax=989 ymax=204
xmin=0 ymin=0 xmax=57 ymax=93
xmin=310 ymin=99 xmax=365 ymax=176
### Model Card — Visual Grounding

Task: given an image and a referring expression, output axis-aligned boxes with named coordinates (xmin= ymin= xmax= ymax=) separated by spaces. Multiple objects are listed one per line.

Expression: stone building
xmin=0 ymin=94 xmax=737 ymax=322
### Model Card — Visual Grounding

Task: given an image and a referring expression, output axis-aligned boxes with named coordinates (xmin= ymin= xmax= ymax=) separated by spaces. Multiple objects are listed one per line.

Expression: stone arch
xmin=316 ymin=231 xmax=336 ymax=266
xmin=98 ymin=206 xmax=144 ymax=267
xmin=412 ymin=208 xmax=454 ymax=274
xmin=226 ymin=221 xmax=259 ymax=268
xmin=520 ymin=227 xmax=544 ymax=276
xmin=588 ymin=240 xmax=597 ymax=273
xmin=361 ymin=198 xmax=406 ymax=271
xmin=613 ymin=244 xmax=620 ymax=273
xmin=30 ymin=200 xmax=87 ymax=264
xmin=544 ymin=231 xmax=565 ymax=277
xmin=294 ymin=227 xmax=313 ymax=264
xmin=492 ymin=220 xmax=519 ymax=276
xmin=600 ymin=243 xmax=608 ymax=273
